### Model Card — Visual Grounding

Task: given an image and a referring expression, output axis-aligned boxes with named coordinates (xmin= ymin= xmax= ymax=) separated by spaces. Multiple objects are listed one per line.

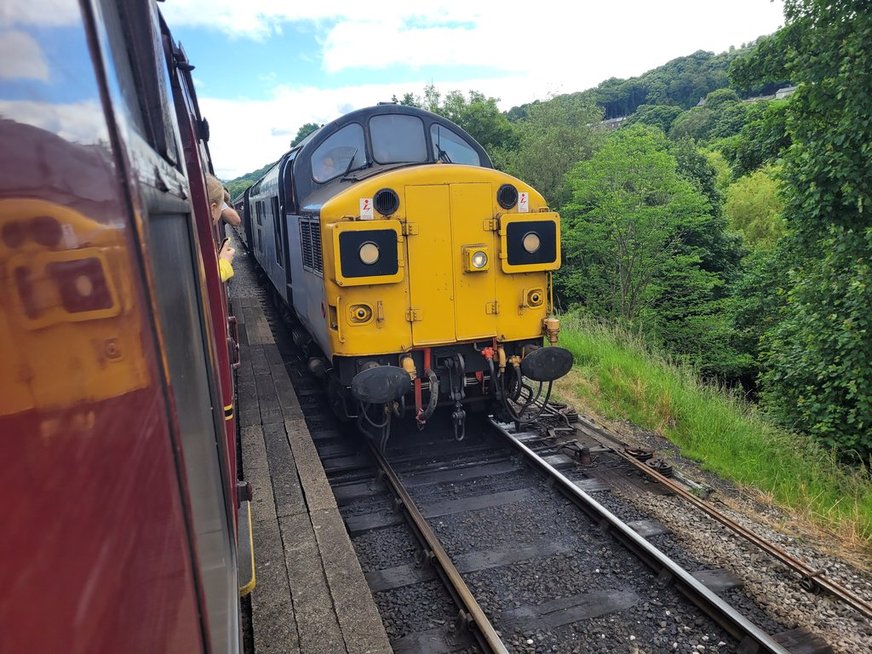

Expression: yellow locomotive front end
xmin=320 ymin=165 xmax=559 ymax=352
xmin=317 ymin=164 xmax=570 ymax=438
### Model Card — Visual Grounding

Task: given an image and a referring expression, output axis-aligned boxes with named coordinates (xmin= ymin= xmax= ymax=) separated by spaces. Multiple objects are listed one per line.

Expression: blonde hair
xmin=205 ymin=173 xmax=225 ymax=206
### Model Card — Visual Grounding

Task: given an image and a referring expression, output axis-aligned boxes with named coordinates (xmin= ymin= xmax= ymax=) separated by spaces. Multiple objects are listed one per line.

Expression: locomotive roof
xmin=293 ymin=104 xmax=493 ymax=208
xmin=247 ymin=103 xmax=494 ymax=211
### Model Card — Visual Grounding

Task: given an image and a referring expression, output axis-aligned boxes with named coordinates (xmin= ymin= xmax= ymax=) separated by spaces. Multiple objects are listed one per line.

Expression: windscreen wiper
xmin=435 ymin=126 xmax=452 ymax=163
xmin=341 ymin=148 xmax=360 ymax=177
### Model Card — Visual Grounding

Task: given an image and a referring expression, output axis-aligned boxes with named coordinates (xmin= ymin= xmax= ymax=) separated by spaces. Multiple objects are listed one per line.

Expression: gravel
xmin=608 ymin=479 xmax=872 ymax=654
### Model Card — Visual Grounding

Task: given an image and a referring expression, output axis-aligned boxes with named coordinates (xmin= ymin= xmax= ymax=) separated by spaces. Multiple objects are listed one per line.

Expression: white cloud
xmin=181 ymin=0 xmax=787 ymax=178
xmin=164 ymin=0 xmax=784 ymax=78
xmin=0 ymin=0 xmax=80 ymax=28
xmin=202 ymin=73 xmax=559 ymax=179
xmin=0 ymin=30 xmax=50 ymax=81
xmin=0 ymin=99 xmax=108 ymax=144
xmin=319 ymin=1 xmax=785 ymax=82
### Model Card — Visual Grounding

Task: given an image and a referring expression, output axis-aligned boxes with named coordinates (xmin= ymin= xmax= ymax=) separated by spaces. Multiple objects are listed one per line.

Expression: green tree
xmin=703 ymin=149 xmax=733 ymax=196
xmin=291 ymin=122 xmax=320 ymax=147
xmin=670 ymin=139 xmax=744 ymax=285
xmin=717 ymin=100 xmax=790 ymax=178
xmin=503 ymin=94 xmax=603 ymax=206
xmin=669 ymin=106 xmax=714 ymax=140
xmin=224 ymin=160 xmax=277 ymax=199
xmin=668 ymin=88 xmax=748 ymax=142
xmin=704 ymin=87 xmax=740 ymax=109
xmin=438 ymin=90 xmax=517 ymax=160
xmin=401 ymin=86 xmax=517 ymax=166
xmin=725 ymin=244 xmax=789 ymax=383
xmin=755 ymin=0 xmax=872 ymax=459
xmin=723 ymin=167 xmax=785 ymax=248
xmin=624 ymin=104 xmax=683 ymax=133
xmin=560 ymin=126 xmax=739 ymax=374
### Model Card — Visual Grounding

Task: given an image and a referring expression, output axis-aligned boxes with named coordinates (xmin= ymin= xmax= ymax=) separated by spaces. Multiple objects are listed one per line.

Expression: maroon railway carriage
xmin=0 ymin=1 xmax=253 ymax=652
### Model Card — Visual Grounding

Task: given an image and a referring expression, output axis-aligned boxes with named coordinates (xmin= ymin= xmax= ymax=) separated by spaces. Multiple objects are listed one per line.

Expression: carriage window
xmin=370 ymin=115 xmax=427 ymax=164
xmin=312 ymin=124 xmax=366 ymax=183
xmin=431 ymin=125 xmax=480 ymax=166
xmin=272 ymin=196 xmax=283 ymax=266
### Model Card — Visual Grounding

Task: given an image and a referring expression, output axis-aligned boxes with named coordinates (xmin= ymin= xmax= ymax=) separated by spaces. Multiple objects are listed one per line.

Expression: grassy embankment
xmin=555 ymin=313 xmax=872 ymax=553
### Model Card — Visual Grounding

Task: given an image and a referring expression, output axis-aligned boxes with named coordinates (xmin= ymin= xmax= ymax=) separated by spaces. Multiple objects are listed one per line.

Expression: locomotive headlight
xmin=358 ymin=241 xmax=380 ymax=265
xmin=471 ymin=250 xmax=488 ymax=269
xmin=522 ymin=231 xmax=541 ymax=254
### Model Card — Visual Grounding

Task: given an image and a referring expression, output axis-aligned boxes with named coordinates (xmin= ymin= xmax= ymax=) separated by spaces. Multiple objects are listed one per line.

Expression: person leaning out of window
xmin=206 ymin=174 xmax=236 ymax=281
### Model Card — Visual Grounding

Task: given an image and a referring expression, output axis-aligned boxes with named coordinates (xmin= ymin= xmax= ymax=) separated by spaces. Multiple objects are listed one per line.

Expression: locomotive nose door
xmin=449 ymin=183 xmax=498 ymax=341
xmin=405 ymin=185 xmax=456 ymax=345
xmin=404 ymin=183 xmax=497 ymax=346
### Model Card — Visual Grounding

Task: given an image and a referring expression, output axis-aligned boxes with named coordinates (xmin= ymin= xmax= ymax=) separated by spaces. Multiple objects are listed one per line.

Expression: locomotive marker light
xmin=463 ymin=245 xmax=490 ymax=272
xmin=497 ymin=183 xmax=518 ymax=210
xmin=349 ymin=303 xmax=374 ymax=324
xmin=499 ymin=212 xmax=561 ymax=274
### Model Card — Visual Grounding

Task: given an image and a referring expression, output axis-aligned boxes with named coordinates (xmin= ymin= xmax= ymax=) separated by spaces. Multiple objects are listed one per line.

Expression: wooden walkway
xmin=231 ymin=251 xmax=391 ymax=654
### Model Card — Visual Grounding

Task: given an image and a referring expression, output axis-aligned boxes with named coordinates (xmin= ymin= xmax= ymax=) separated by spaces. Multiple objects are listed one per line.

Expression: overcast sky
xmin=161 ymin=0 xmax=786 ymax=179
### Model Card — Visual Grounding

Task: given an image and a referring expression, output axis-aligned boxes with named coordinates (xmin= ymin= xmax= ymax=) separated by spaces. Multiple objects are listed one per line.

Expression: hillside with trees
xmin=224 ymin=0 xmax=870 ymax=468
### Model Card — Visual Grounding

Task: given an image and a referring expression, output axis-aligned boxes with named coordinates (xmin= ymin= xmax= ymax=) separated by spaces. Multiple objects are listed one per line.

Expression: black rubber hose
xmin=487 ymin=359 xmax=502 ymax=401
xmin=421 ymin=368 xmax=439 ymax=421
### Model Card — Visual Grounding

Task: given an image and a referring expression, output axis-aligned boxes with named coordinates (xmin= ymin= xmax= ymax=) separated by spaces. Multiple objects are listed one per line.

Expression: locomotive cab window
xmin=369 ymin=115 xmax=427 ymax=165
xmin=312 ymin=124 xmax=366 ymax=183
xmin=431 ymin=125 xmax=480 ymax=166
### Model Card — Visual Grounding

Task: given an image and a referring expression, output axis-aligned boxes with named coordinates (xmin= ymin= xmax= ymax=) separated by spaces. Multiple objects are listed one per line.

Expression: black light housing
xmin=374 ymin=188 xmax=399 ymax=216
xmin=497 ymin=184 xmax=518 ymax=210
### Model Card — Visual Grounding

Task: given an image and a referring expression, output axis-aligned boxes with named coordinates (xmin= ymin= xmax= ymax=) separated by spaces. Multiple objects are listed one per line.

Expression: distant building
xmin=775 ymin=86 xmax=797 ymax=99
xmin=600 ymin=116 xmax=627 ymax=130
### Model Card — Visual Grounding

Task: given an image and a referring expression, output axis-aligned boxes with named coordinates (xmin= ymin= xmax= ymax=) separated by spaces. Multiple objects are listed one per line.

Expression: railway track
xmin=318 ymin=412 xmax=830 ymax=653
xmin=252 ymin=280 xmax=840 ymax=653
xmin=281 ymin=383 xmax=822 ymax=653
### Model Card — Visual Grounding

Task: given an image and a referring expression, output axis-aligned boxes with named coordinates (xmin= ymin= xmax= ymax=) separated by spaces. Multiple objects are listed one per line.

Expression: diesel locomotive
xmin=240 ymin=104 xmax=572 ymax=440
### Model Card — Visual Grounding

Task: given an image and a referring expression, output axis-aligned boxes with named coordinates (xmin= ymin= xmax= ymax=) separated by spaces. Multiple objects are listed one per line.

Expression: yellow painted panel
xmin=321 ymin=223 xmax=411 ymax=356
xmin=404 ymin=185 xmax=456 ymax=345
xmin=495 ymin=270 xmax=549 ymax=342
xmin=449 ymin=183 xmax=497 ymax=340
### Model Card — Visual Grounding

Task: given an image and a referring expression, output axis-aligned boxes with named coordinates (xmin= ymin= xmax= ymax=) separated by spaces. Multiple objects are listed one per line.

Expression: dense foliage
xmin=509 ymin=47 xmax=769 ymax=122
xmin=224 ymin=160 xmax=276 ymax=199
xmin=753 ymin=0 xmax=872 ymax=459
xmin=500 ymin=95 xmax=603 ymax=206
xmin=560 ymin=127 xmax=741 ymax=377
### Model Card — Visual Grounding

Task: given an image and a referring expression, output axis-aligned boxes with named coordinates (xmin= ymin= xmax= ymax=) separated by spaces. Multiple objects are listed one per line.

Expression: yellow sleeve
xmin=218 ymin=258 xmax=234 ymax=282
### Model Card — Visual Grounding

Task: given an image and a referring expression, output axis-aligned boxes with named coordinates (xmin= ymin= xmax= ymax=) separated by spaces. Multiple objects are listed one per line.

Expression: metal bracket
xmin=482 ymin=218 xmax=499 ymax=231
xmin=406 ymin=308 xmax=423 ymax=322
xmin=486 ymin=301 xmax=500 ymax=315
xmin=403 ymin=222 xmax=418 ymax=236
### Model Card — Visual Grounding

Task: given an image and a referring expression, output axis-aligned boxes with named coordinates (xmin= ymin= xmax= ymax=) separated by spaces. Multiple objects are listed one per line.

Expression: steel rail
xmin=570 ymin=415 xmax=872 ymax=621
xmin=490 ymin=418 xmax=792 ymax=654
xmin=367 ymin=444 xmax=510 ymax=654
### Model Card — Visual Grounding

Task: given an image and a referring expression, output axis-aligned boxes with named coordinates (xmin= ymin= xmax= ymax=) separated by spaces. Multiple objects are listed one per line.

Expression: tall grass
xmin=558 ymin=312 xmax=872 ymax=550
